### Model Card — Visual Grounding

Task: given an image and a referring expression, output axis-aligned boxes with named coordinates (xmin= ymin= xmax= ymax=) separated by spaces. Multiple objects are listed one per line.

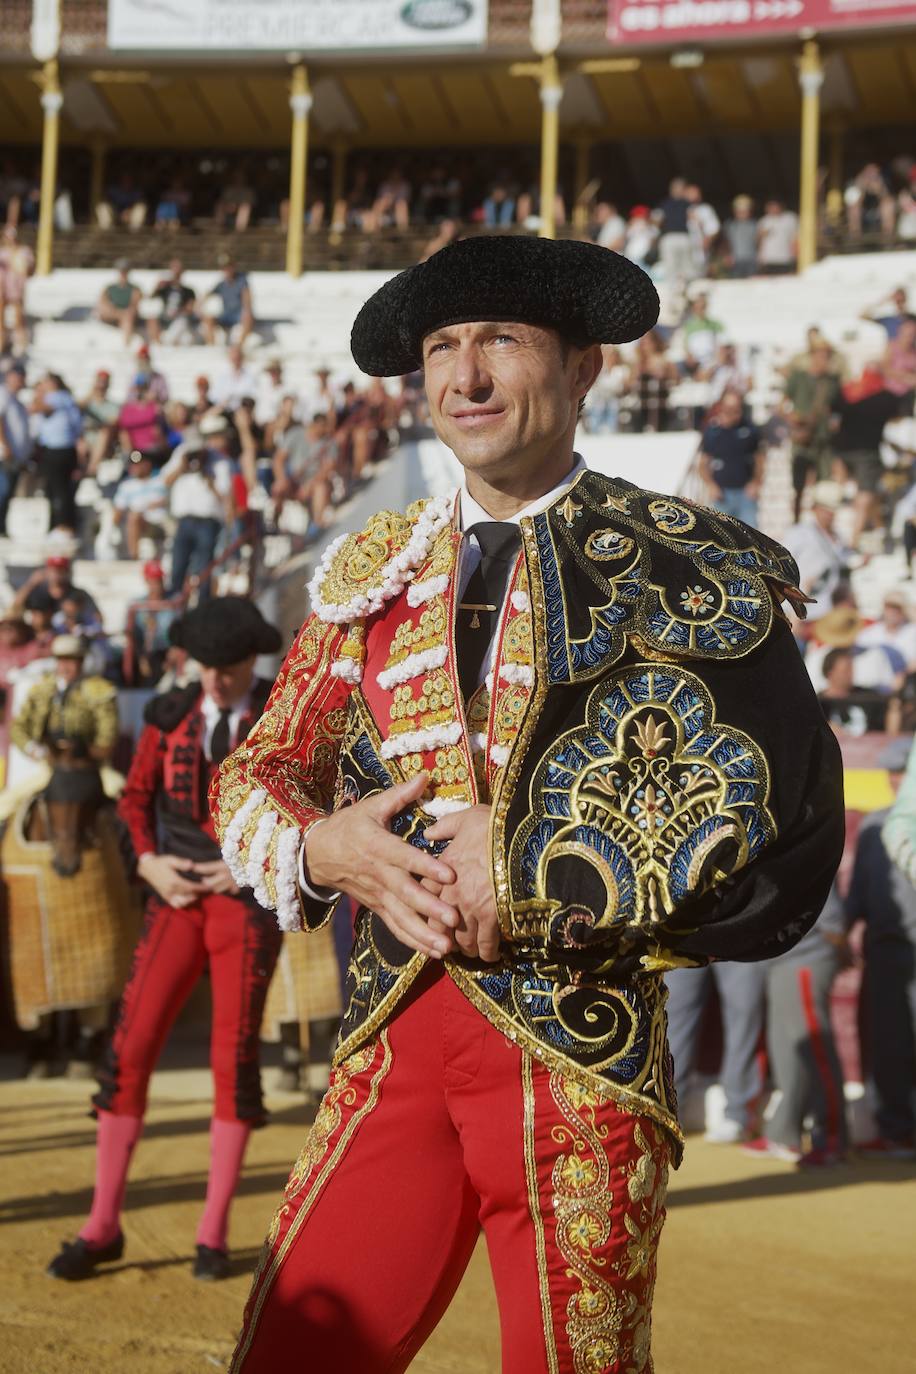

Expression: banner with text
xmin=608 ymin=0 xmax=916 ymax=44
xmin=108 ymin=0 xmax=488 ymax=52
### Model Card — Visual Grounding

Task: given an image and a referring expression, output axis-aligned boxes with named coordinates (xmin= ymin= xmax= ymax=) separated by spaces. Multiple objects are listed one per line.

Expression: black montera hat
xmin=170 ymin=596 xmax=282 ymax=667
xmin=350 ymin=234 xmax=660 ymax=377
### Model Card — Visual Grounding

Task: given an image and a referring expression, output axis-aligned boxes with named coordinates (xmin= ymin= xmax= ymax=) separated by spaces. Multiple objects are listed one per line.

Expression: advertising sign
xmin=608 ymin=0 xmax=916 ymax=45
xmin=108 ymin=0 xmax=488 ymax=52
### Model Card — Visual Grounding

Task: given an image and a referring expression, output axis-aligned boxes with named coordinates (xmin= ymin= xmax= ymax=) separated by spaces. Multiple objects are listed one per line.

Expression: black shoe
xmin=192 ymin=1244 xmax=230 ymax=1281
xmin=47 ymin=1232 xmax=124 ymax=1280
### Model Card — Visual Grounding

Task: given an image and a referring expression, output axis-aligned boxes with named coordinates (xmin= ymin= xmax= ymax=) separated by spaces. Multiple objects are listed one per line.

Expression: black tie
xmin=456 ymin=522 xmax=522 ymax=702
xmin=209 ymin=709 xmax=233 ymax=765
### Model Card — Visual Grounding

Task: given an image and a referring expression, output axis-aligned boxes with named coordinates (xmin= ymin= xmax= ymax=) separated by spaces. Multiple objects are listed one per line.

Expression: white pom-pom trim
xmin=380 ymin=719 xmax=462 ymax=759
xmin=307 ymin=493 xmax=455 ymax=624
xmin=510 ymin=590 xmax=530 ymax=612
xmin=248 ymin=811 xmax=279 ymax=907
xmin=221 ymin=788 xmax=267 ymax=885
xmin=275 ymin=825 xmax=304 ymax=932
xmin=422 ymin=796 xmax=473 ymax=817
xmin=469 ymin=731 xmax=488 ymax=753
xmin=330 ymin=657 xmax=364 ymax=684
xmin=500 ymin=663 xmax=534 ymax=687
xmin=490 ymin=743 xmax=511 ymax=767
xmin=485 ymin=672 xmax=495 ymax=694
xmin=376 ymin=644 xmax=447 ymax=691
xmin=407 ymin=574 xmax=450 ymax=608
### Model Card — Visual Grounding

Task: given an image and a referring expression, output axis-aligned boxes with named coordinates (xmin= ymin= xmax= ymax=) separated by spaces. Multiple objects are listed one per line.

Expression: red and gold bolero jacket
xmin=212 ymin=470 xmax=845 ymax=1151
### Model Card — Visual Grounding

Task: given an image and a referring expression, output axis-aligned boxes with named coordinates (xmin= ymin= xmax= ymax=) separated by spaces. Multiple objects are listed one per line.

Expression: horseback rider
xmin=9 ymin=633 xmax=119 ymax=806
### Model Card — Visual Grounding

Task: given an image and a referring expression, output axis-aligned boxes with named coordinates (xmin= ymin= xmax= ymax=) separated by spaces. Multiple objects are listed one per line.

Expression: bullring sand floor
xmin=0 ymin=1058 xmax=909 ymax=1373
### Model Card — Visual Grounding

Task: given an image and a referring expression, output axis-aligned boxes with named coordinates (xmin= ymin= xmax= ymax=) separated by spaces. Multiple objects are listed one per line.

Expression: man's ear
xmin=574 ymin=344 xmax=604 ymax=405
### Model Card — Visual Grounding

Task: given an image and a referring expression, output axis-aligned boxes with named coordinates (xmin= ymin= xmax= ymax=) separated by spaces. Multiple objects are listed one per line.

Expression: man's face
xmin=423 ymin=321 xmax=598 ymax=484
xmin=718 ymin=394 xmax=742 ymax=427
xmin=884 ymin=601 xmax=907 ymax=630
xmin=809 ymin=346 xmax=830 ymax=373
xmin=200 ymin=656 xmax=257 ymax=708
xmin=169 ymin=259 xmax=183 ymax=280
xmin=5 ymin=369 xmax=24 ymax=393
xmin=813 ymin=502 xmax=835 ymax=529
xmin=826 ymin=654 xmax=854 ymax=694
xmin=56 ymin=656 xmax=82 ymax=685
xmin=47 ymin=567 xmax=69 ymax=595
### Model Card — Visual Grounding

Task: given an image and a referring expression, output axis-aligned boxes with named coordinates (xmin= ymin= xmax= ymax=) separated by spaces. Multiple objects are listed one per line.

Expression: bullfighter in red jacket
xmin=47 ymin=597 xmax=285 ymax=1283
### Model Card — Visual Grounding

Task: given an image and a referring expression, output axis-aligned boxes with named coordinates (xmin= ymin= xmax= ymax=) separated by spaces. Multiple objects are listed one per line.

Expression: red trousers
xmin=231 ymin=967 xmax=671 ymax=1374
xmin=93 ymin=892 xmax=281 ymax=1124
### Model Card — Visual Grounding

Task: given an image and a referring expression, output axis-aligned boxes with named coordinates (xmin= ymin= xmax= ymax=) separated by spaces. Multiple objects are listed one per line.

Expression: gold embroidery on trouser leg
xmin=522 ymin=1054 xmax=561 ymax=1374
xmin=548 ymin=1076 xmax=669 ymax=1374
xmin=229 ymin=1032 xmax=393 ymax=1374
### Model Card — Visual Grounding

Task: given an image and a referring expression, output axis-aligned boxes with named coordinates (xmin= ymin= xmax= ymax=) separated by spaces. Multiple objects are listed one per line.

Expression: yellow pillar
xmin=35 ymin=57 xmax=63 ymax=277
xmin=538 ymin=53 xmax=563 ymax=240
xmin=286 ymin=64 xmax=312 ymax=278
xmin=89 ymin=136 xmax=107 ymax=224
xmin=572 ymin=135 xmax=593 ymax=233
xmin=797 ymin=39 xmax=824 ymax=274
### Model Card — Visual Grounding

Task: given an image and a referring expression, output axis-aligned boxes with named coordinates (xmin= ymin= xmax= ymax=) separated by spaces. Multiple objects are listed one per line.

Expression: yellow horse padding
xmin=261 ymin=924 xmax=342 ymax=1046
xmin=1 ymin=802 xmax=139 ymax=1030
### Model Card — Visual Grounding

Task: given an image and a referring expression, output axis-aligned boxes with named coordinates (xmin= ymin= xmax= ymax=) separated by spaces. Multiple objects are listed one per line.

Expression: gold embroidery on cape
xmin=317 ymin=508 xmax=417 ymax=606
xmin=383 ymin=599 xmax=448 ymax=670
xmin=388 ymin=669 xmax=456 ymax=733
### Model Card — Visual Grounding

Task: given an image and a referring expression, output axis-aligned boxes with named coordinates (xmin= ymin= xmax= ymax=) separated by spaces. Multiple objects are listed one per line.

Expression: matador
xmin=213 ymin=236 xmax=845 ymax=1373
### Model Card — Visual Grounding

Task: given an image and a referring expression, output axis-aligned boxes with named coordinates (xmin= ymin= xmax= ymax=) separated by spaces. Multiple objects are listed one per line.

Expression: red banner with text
xmin=608 ymin=0 xmax=916 ymax=45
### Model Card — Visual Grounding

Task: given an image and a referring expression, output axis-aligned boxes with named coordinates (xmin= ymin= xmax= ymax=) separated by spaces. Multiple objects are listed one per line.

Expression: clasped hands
xmin=305 ymin=772 xmax=501 ymax=962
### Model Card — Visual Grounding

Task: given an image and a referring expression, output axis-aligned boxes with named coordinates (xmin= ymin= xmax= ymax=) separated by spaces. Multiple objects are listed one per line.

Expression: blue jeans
xmin=169 ymin=516 xmax=221 ymax=598
xmin=713 ymin=487 xmax=758 ymax=527
xmin=0 ymin=463 xmax=18 ymax=533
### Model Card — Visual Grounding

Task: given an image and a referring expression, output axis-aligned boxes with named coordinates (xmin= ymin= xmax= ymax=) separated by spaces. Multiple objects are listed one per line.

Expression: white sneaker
xmin=704 ymin=1119 xmax=746 ymax=1144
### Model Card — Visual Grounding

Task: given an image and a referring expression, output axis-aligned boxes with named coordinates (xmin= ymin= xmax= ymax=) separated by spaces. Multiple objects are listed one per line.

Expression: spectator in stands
xmin=52 ymin=592 xmax=113 ymax=679
xmin=782 ymin=481 xmax=848 ymax=625
xmin=699 ymin=389 xmax=765 ymax=525
xmin=757 ymin=199 xmax=798 ymax=274
xmin=153 ymin=175 xmax=190 ymax=232
xmin=255 ymin=357 xmax=286 ymax=433
xmin=0 ymin=226 xmax=34 ymax=355
xmin=708 ymin=342 xmax=751 ymax=401
xmin=79 ymin=370 xmax=119 ymax=474
xmin=203 ymin=257 xmax=253 ymax=346
xmin=31 ymin=373 xmax=83 ymax=532
xmin=0 ymin=611 xmax=42 ymax=710
xmin=419 ymin=219 xmax=459 ymax=263
xmin=786 ymin=326 xmax=848 ymax=380
xmin=856 ymin=738 xmax=916 ymax=1159
xmin=112 ymin=451 xmax=169 ymax=559
xmin=856 ymin=591 xmax=916 ymax=670
xmin=129 ymin=346 xmax=169 ymax=406
xmin=897 ymin=186 xmax=916 ymax=243
xmin=882 ymin=318 xmax=916 ymax=404
xmin=192 ymin=374 xmax=213 ymax=420
xmin=784 ymin=342 xmax=843 ymax=514
xmin=835 ymin=371 xmax=901 ymax=547
xmin=118 ymin=381 xmax=167 ymax=468
xmin=860 ymin=286 xmax=915 ymax=342
xmin=817 ymin=646 xmax=887 ymax=734
xmin=162 ymin=422 xmax=236 ymax=597
xmin=0 ymin=159 xmax=29 ymax=227
xmin=332 ymin=167 xmax=375 ymax=233
xmin=723 ymin=196 xmax=758 ymax=278
xmin=593 ymin=202 xmax=626 ymax=252
xmin=21 ymin=586 xmax=56 ymax=655
xmin=686 ymin=183 xmax=720 ymax=277
xmin=127 ymin=559 xmax=177 ymax=687
xmin=584 ymin=345 xmax=628 ymax=434
xmin=627 ymin=331 xmax=678 ymax=433
xmin=482 ymin=181 xmax=516 ymax=228
xmin=371 ymin=167 xmax=412 ymax=232
xmin=678 ymin=292 xmax=726 ymax=379
xmin=743 ymin=885 xmax=851 ymax=1166
xmin=147 ymin=259 xmax=198 ymax=345
xmin=0 ymin=361 xmax=31 ymax=535
xmin=214 ymin=167 xmax=257 ymax=232
xmin=845 ymin=163 xmax=896 ymax=240
xmin=95 ymin=260 xmax=141 ymax=346
xmin=807 ymin=603 xmax=902 ymax=698
xmin=622 ymin=205 xmax=657 ymax=270
xmin=12 ymin=554 xmax=99 ymax=621
xmin=271 ymin=406 xmax=337 ymax=532
xmin=104 ymin=174 xmax=147 ymax=230
xmin=211 ymin=343 xmax=258 ymax=414
xmin=654 ymin=177 xmax=693 ymax=284
xmin=417 ymin=166 xmax=462 ymax=224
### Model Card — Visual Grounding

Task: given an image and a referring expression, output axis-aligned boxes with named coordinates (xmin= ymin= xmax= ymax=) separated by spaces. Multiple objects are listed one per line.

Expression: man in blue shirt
xmin=30 ymin=372 xmax=83 ymax=532
xmin=203 ymin=256 xmax=253 ymax=347
xmin=861 ymin=286 xmax=916 ymax=342
xmin=698 ymin=388 xmax=765 ymax=526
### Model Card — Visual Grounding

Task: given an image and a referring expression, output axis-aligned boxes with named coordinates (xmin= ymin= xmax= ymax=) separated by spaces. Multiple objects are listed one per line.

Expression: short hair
xmin=822 ymin=648 xmax=853 ymax=678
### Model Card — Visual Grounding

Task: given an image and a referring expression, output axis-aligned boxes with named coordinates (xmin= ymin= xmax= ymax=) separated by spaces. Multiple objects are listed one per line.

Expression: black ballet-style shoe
xmin=46 ymin=1232 xmax=125 ymax=1280
xmin=192 ymin=1244 xmax=231 ymax=1281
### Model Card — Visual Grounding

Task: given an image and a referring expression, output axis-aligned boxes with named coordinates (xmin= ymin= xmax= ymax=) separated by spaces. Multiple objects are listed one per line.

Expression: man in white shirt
xmin=782 ymin=481 xmax=849 ymax=622
xmin=856 ymin=591 xmax=916 ymax=670
xmin=210 ymin=343 xmax=258 ymax=414
xmin=162 ymin=427 xmax=234 ymax=596
xmin=0 ymin=360 xmax=31 ymax=534
xmin=757 ymin=200 xmax=799 ymax=274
